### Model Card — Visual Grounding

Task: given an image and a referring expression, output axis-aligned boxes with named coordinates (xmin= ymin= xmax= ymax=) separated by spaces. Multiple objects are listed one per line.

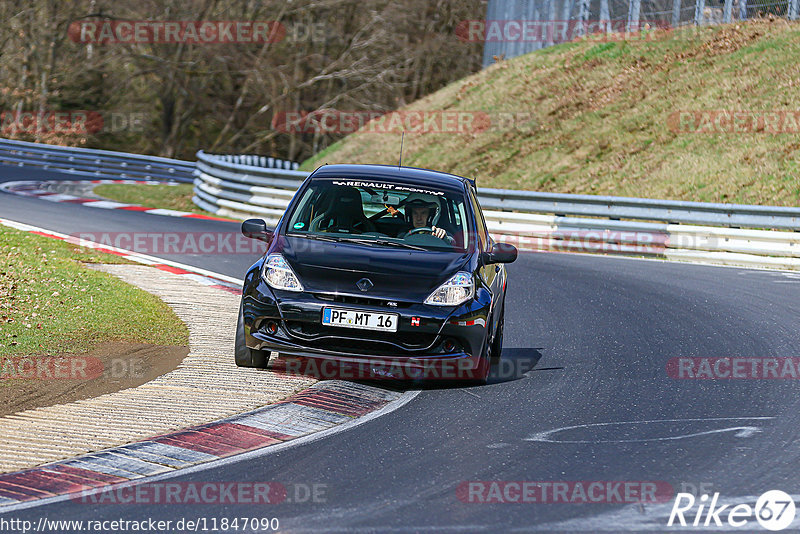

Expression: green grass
xmin=0 ymin=226 xmax=189 ymax=357
xmin=300 ymin=20 xmax=800 ymax=206
xmin=582 ymin=42 xmax=622 ymax=61
xmin=93 ymin=183 xmax=233 ymax=218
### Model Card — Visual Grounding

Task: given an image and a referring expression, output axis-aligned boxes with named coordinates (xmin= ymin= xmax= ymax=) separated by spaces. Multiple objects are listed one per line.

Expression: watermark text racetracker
xmin=72 ymin=232 xmax=268 ymax=255
xmin=71 ymin=482 xmax=327 ymax=505
xmin=0 ymin=111 xmax=146 ymax=135
xmin=457 ymin=481 xmax=673 ymax=504
xmin=270 ymin=355 xmax=538 ymax=381
xmin=455 ymin=20 xmax=670 ymax=44
xmin=668 ymin=110 xmax=800 ymax=134
xmin=667 ymin=357 xmax=800 ymax=379
xmin=272 ymin=110 xmax=538 ymax=135
xmin=77 ymin=231 xmax=639 ymax=256
xmin=495 ymin=230 xmax=667 ymax=255
xmin=1 ymin=356 xmax=148 ymax=380
xmin=72 ymin=229 xmax=724 ymax=258
xmin=71 ymin=230 xmax=711 ymax=257
xmin=68 ymin=20 xmax=285 ymax=44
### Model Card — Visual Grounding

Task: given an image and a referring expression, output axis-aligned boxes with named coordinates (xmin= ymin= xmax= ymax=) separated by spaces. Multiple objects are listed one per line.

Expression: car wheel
xmin=469 ymin=304 xmax=505 ymax=386
xmin=466 ymin=324 xmax=495 ymax=386
xmin=235 ymin=302 xmax=270 ymax=368
xmin=469 ymin=342 xmax=492 ymax=386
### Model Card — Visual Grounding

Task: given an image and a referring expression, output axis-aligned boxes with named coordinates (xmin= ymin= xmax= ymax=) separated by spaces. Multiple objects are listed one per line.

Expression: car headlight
xmin=424 ymin=271 xmax=474 ymax=306
xmin=262 ymin=253 xmax=304 ymax=292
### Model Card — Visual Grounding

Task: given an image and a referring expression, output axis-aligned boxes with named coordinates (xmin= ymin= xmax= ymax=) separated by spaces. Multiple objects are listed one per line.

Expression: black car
xmin=235 ymin=164 xmax=517 ymax=383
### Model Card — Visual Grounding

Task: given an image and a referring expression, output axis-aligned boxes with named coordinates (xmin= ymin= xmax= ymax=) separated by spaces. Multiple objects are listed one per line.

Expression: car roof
xmin=308 ymin=164 xmax=473 ymax=192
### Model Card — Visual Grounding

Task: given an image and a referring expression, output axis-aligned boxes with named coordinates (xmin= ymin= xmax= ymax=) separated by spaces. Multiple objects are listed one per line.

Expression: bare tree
xmin=0 ymin=0 xmax=486 ymax=160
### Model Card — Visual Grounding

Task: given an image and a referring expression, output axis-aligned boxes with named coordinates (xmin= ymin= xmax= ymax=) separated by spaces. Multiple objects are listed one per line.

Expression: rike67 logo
xmin=668 ymin=490 xmax=796 ymax=531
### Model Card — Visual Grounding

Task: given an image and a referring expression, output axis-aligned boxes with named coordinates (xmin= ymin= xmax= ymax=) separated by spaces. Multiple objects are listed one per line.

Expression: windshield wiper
xmin=337 ymin=237 xmax=427 ymax=251
xmin=374 ymin=239 xmax=428 ymax=251
xmin=293 ymin=234 xmax=428 ymax=251
xmin=292 ymin=233 xmax=340 ymax=243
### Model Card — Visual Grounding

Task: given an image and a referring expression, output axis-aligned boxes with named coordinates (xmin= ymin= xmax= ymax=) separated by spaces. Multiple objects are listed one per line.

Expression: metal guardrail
xmin=193 ymin=150 xmax=800 ymax=270
xmin=0 ymin=138 xmax=195 ymax=182
xmin=194 ymin=150 xmax=800 ymax=229
xmin=476 ymin=189 xmax=800 ymax=230
xmin=3 ymin=142 xmax=794 ymax=269
xmin=192 ymin=150 xmax=305 ymax=222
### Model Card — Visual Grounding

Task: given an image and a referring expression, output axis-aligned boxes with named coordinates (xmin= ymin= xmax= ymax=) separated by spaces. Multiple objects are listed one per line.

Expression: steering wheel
xmin=406 ymin=226 xmax=456 ymax=245
xmin=406 ymin=226 xmax=435 ymax=236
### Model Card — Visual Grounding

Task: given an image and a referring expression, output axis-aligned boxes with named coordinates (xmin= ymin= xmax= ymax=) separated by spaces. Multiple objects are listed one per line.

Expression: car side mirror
xmin=483 ymin=242 xmax=517 ymax=264
xmin=241 ymin=219 xmax=274 ymax=243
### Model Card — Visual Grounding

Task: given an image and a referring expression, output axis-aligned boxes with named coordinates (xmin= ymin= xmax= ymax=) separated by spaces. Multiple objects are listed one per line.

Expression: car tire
xmin=235 ymin=302 xmax=270 ymax=368
xmin=469 ymin=344 xmax=492 ymax=386
xmin=469 ymin=302 xmax=505 ymax=386
xmin=468 ymin=325 xmax=495 ymax=386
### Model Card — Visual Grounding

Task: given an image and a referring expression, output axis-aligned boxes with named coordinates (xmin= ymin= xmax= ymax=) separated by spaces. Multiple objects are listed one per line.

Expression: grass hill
xmin=301 ymin=20 xmax=800 ymax=206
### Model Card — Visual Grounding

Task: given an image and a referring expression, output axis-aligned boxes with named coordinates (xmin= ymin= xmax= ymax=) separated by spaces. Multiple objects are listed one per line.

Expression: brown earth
xmin=0 ymin=342 xmax=188 ymax=416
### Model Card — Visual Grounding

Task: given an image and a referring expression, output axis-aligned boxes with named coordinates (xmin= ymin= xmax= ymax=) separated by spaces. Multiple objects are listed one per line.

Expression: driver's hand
xmin=432 ymin=226 xmax=446 ymax=239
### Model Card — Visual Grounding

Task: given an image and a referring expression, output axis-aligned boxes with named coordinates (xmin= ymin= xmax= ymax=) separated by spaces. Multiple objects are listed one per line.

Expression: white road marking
xmin=81 ymin=200 xmax=132 ymax=209
xmin=145 ymin=208 xmax=194 ymax=217
xmin=524 ymin=417 xmax=775 ymax=443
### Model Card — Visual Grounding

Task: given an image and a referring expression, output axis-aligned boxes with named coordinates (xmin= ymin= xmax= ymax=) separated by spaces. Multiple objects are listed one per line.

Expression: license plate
xmin=322 ymin=307 xmax=398 ymax=332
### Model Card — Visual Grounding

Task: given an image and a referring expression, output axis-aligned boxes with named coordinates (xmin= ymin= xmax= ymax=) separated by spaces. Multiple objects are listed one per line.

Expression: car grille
xmin=284 ymin=320 xmax=437 ymax=354
xmin=314 ymin=293 xmax=413 ymax=308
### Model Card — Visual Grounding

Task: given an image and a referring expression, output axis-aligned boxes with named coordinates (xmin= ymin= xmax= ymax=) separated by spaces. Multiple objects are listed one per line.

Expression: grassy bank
xmin=94 ymin=183 xmax=201 ymax=213
xmin=0 ymin=226 xmax=188 ymax=357
xmin=93 ymin=183 xmax=237 ymax=220
xmin=302 ymin=21 xmax=800 ymax=206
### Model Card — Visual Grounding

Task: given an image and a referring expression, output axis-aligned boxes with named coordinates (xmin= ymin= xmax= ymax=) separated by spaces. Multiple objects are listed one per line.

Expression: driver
xmin=400 ymin=192 xmax=447 ymax=239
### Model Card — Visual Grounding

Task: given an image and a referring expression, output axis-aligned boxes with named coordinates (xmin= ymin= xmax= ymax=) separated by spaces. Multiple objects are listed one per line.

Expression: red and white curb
xmin=0 ymin=215 xmax=415 ymax=510
xmin=0 ymin=381 xmax=402 ymax=506
xmin=0 ymin=217 xmax=243 ymax=295
xmin=0 ymin=179 xmax=231 ymax=222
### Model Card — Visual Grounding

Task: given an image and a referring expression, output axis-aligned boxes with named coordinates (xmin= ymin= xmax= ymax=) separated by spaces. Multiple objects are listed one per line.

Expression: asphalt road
xmin=0 ymin=166 xmax=252 ymax=278
xmin=2 ymin=166 xmax=800 ymax=532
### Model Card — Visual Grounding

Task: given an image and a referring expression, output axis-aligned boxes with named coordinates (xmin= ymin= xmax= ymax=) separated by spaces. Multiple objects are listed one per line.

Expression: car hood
xmin=275 ymin=235 xmax=471 ymax=301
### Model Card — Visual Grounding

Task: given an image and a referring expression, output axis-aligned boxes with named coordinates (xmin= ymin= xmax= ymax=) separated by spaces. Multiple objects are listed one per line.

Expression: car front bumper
xmin=242 ymin=270 xmax=492 ymax=380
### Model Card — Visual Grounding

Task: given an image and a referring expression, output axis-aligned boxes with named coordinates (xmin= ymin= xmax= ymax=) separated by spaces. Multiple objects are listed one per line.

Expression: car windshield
xmin=285 ymin=178 xmax=471 ymax=252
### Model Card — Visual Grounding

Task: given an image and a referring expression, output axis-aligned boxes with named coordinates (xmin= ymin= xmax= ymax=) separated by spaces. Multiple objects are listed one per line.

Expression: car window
xmin=285 ymin=178 xmax=470 ymax=252
xmin=468 ymin=187 xmax=488 ymax=250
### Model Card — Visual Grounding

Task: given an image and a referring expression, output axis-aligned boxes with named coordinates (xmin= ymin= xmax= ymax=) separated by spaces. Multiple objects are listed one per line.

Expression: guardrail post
xmin=694 ymin=0 xmax=705 ymax=24
xmin=530 ymin=0 xmax=541 ymax=52
xmin=576 ymin=0 xmax=590 ymax=36
xmin=789 ymin=0 xmax=799 ymax=20
xmin=599 ymin=0 xmax=611 ymax=33
xmin=723 ymin=0 xmax=733 ymax=22
xmin=627 ymin=0 xmax=642 ymax=32
xmin=561 ymin=0 xmax=573 ymax=42
xmin=672 ymin=0 xmax=682 ymax=28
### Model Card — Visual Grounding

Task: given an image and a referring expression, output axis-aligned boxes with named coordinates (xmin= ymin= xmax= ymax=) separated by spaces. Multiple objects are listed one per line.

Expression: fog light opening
xmin=443 ymin=338 xmax=456 ymax=352
xmin=266 ymin=321 xmax=278 ymax=335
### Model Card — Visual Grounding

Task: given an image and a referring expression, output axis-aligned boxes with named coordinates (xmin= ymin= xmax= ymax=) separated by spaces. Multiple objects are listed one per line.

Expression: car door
xmin=467 ymin=186 xmax=503 ymax=318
